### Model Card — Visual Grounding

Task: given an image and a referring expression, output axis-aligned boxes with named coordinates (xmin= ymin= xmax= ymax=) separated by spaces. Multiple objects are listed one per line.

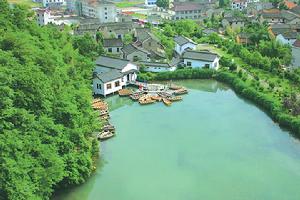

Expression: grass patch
xmin=8 ymin=0 xmax=41 ymax=7
xmin=115 ymin=1 xmax=144 ymax=8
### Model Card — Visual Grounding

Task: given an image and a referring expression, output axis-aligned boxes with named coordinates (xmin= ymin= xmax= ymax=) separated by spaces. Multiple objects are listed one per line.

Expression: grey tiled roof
xmin=103 ymin=38 xmax=123 ymax=47
xmin=95 ymin=56 xmax=130 ymax=70
xmin=182 ymin=50 xmax=218 ymax=62
xmin=174 ymin=36 xmax=196 ymax=46
xmin=96 ymin=69 xmax=123 ymax=83
xmin=121 ymin=43 xmax=150 ymax=55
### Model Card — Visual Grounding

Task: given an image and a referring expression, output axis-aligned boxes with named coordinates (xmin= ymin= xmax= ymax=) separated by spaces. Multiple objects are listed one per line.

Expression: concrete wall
xmin=292 ymin=46 xmax=300 ymax=67
xmin=144 ymin=66 xmax=176 ymax=72
xmin=183 ymin=58 xmax=219 ymax=69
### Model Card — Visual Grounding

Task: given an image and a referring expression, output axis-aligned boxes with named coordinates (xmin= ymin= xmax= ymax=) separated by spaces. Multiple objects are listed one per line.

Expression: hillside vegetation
xmin=0 ymin=1 xmax=101 ymax=199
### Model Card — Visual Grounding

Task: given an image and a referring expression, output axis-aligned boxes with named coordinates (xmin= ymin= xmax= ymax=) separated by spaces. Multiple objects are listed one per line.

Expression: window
xmin=108 ymin=48 xmax=112 ymax=53
xmin=118 ymin=35 xmax=122 ymax=39
xmin=105 ymin=12 xmax=107 ymax=15
xmin=204 ymin=64 xmax=210 ymax=68
xmin=187 ymin=61 xmax=192 ymax=66
xmin=105 ymin=17 xmax=107 ymax=19
xmin=96 ymin=84 xmax=101 ymax=89
xmin=116 ymin=48 xmax=119 ymax=52
xmin=105 ymin=7 xmax=107 ymax=10
xmin=115 ymin=81 xmax=120 ymax=87
xmin=107 ymin=83 xmax=112 ymax=89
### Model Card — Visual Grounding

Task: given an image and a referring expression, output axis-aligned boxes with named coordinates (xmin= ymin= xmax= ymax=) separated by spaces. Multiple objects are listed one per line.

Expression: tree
xmin=156 ymin=0 xmax=169 ymax=9
xmin=0 ymin=2 xmax=100 ymax=199
xmin=219 ymin=0 xmax=225 ymax=7
xmin=123 ymin=33 xmax=133 ymax=45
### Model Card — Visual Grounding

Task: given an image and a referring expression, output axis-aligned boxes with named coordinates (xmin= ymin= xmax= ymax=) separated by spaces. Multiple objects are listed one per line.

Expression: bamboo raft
xmin=118 ymin=88 xmax=132 ymax=96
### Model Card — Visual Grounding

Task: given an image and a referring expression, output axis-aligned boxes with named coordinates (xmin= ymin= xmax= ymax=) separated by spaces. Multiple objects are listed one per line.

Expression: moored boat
xmin=139 ymin=96 xmax=156 ymax=105
xmin=173 ymin=88 xmax=188 ymax=95
xmin=167 ymin=96 xmax=183 ymax=101
xmin=163 ymin=98 xmax=172 ymax=106
xmin=97 ymin=130 xmax=114 ymax=141
xmin=151 ymin=95 xmax=162 ymax=101
xmin=103 ymin=124 xmax=115 ymax=132
xmin=169 ymin=84 xmax=182 ymax=90
xmin=118 ymin=88 xmax=132 ymax=96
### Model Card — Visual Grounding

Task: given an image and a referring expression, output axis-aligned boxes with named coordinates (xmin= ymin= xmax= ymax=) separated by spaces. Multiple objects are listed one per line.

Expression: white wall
xmin=43 ymin=0 xmax=64 ymax=7
xmin=93 ymin=77 xmax=124 ymax=96
xmin=122 ymin=63 xmax=138 ymax=73
xmin=144 ymin=66 xmax=176 ymax=72
xmin=184 ymin=58 xmax=219 ymax=69
xmin=276 ymin=34 xmax=296 ymax=46
xmin=175 ymin=42 xmax=196 ymax=55
xmin=105 ymin=47 xmax=122 ymax=54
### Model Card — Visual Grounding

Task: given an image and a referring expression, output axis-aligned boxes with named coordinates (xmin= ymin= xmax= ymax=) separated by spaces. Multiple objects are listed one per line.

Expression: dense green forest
xmin=0 ymin=1 xmax=101 ymax=199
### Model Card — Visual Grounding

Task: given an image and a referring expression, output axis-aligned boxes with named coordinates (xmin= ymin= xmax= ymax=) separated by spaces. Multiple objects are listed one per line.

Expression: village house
xmin=231 ymin=0 xmax=248 ymax=11
xmin=134 ymin=28 xmax=166 ymax=60
xmin=182 ymin=50 xmax=220 ymax=69
xmin=122 ymin=43 xmax=151 ymax=61
xmin=174 ymin=35 xmax=197 ymax=55
xmin=259 ymin=9 xmax=300 ymax=24
xmin=170 ymin=2 xmax=204 ymax=20
xmin=36 ymin=8 xmax=53 ymax=26
xmin=93 ymin=56 xmax=138 ymax=96
xmin=98 ymin=22 xmax=139 ymax=39
xmin=222 ymin=16 xmax=245 ymax=31
xmin=260 ymin=9 xmax=285 ymax=24
xmin=77 ymin=0 xmax=117 ymax=23
xmin=270 ymin=23 xmax=299 ymax=45
xmin=103 ymin=38 xmax=123 ymax=56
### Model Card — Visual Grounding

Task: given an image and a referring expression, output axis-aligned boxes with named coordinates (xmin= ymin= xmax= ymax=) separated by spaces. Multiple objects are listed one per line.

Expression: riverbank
xmin=137 ymin=68 xmax=300 ymax=137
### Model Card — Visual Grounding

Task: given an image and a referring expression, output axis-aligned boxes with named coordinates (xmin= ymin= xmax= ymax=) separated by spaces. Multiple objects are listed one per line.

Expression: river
xmin=54 ymin=80 xmax=300 ymax=200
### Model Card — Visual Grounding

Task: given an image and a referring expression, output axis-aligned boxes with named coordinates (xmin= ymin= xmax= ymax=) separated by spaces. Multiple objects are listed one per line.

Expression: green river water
xmin=55 ymin=80 xmax=300 ymax=200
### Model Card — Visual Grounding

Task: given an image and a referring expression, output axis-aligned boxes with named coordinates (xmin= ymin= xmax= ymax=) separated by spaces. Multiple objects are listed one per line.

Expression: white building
xmin=145 ymin=0 xmax=157 ymax=6
xmin=93 ymin=56 xmax=138 ymax=96
xmin=42 ymin=0 xmax=65 ymax=8
xmin=79 ymin=0 xmax=117 ymax=23
xmin=174 ymin=35 xmax=197 ymax=55
xmin=231 ymin=0 xmax=248 ymax=11
xmin=182 ymin=50 xmax=220 ymax=69
xmin=36 ymin=8 xmax=54 ymax=26
xmin=103 ymin=38 xmax=123 ymax=56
